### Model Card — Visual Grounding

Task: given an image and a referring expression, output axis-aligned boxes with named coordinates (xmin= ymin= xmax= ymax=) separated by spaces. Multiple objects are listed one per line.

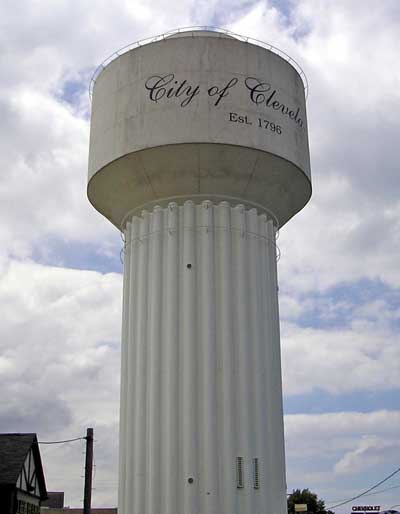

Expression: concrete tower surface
xmin=88 ymin=28 xmax=311 ymax=514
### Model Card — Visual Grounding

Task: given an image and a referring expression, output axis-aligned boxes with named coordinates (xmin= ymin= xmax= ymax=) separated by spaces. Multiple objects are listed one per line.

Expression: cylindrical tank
xmin=88 ymin=28 xmax=311 ymax=514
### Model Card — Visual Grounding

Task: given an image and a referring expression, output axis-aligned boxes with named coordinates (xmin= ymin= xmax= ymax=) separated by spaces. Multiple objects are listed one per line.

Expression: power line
xmin=327 ymin=483 xmax=400 ymax=503
xmin=362 ymin=483 xmax=400 ymax=497
xmin=327 ymin=466 xmax=400 ymax=510
xmin=38 ymin=437 xmax=85 ymax=444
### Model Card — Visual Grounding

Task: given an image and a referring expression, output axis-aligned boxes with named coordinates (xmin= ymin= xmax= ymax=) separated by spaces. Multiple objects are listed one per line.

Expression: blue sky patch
xmin=192 ymin=0 xmax=260 ymax=29
xmin=32 ymin=236 xmax=123 ymax=274
xmin=56 ymin=68 xmax=93 ymax=118
xmin=282 ymin=278 xmax=400 ymax=330
xmin=269 ymin=0 xmax=292 ymax=23
xmin=284 ymin=388 xmax=400 ymax=414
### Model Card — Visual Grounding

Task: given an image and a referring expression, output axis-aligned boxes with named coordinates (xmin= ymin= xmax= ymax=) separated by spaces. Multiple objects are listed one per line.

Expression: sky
xmin=0 ymin=0 xmax=399 ymax=510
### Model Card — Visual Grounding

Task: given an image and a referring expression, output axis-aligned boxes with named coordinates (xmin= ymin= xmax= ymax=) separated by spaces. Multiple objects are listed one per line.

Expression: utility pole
xmin=83 ymin=427 xmax=94 ymax=514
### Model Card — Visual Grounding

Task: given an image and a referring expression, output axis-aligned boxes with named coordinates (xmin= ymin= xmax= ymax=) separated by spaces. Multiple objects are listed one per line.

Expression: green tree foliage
xmin=287 ymin=488 xmax=335 ymax=514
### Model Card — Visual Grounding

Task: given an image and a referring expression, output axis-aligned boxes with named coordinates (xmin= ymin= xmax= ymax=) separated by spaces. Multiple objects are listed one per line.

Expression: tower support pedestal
xmin=118 ymin=200 xmax=287 ymax=514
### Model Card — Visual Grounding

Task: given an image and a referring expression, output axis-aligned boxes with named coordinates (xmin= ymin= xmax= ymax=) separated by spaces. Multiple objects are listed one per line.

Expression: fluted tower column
xmin=117 ymin=200 xmax=286 ymax=514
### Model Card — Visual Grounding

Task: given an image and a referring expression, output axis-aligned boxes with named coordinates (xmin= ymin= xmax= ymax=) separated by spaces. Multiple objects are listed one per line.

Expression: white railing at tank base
xmin=120 ymin=225 xmax=281 ymax=265
xmin=118 ymin=198 xmax=281 ymax=265
xmin=88 ymin=26 xmax=309 ymax=100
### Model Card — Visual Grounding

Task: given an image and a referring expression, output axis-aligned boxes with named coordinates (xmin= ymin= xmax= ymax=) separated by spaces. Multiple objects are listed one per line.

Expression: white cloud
xmin=0 ymin=82 xmax=118 ymax=265
xmin=280 ymin=290 xmax=400 ymax=395
xmin=334 ymin=436 xmax=400 ymax=475
xmin=285 ymin=410 xmax=400 ymax=449
xmin=0 ymin=0 xmax=201 ymax=266
xmin=285 ymin=410 xmax=400 ymax=511
xmin=0 ymin=260 xmax=121 ymax=506
xmin=230 ymin=1 xmax=400 ymax=292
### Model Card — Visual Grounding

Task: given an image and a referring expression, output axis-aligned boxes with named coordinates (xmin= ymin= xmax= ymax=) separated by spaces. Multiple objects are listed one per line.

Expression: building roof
xmin=0 ymin=433 xmax=47 ymax=499
xmin=42 ymin=491 xmax=65 ymax=508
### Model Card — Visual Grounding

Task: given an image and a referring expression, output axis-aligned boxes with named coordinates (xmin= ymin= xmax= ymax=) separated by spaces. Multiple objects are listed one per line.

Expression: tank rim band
xmin=89 ymin=26 xmax=309 ymax=100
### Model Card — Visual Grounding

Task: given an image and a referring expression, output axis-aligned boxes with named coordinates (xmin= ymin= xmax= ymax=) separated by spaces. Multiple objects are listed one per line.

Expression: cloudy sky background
xmin=1 ymin=0 xmax=399 ymax=510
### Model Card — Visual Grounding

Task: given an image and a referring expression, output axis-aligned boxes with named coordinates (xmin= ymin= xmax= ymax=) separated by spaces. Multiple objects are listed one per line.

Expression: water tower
xmin=88 ymin=28 xmax=311 ymax=514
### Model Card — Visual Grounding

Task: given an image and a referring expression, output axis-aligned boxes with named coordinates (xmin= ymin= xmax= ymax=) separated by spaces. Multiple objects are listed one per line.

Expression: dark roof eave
xmin=31 ymin=439 xmax=48 ymax=500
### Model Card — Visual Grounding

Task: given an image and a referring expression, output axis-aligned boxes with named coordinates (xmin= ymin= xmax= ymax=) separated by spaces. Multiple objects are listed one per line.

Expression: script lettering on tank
xmin=145 ymin=74 xmax=200 ymax=107
xmin=144 ymin=74 xmax=305 ymax=130
xmin=145 ymin=74 xmax=238 ymax=107
xmin=207 ymin=78 xmax=238 ymax=106
xmin=245 ymin=77 xmax=304 ymax=128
